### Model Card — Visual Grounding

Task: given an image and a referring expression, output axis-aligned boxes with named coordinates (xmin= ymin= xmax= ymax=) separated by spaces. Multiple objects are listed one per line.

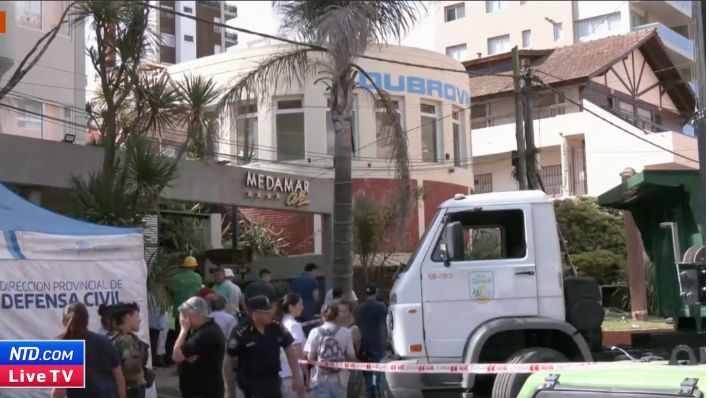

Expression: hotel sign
xmin=244 ymin=172 xmax=310 ymax=208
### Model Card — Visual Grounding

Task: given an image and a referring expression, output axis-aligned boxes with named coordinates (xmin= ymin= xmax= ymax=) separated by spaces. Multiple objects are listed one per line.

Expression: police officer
xmin=225 ymin=295 xmax=306 ymax=398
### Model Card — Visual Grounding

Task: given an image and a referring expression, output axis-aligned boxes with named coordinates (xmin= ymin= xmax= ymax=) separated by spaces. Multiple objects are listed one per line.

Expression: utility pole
xmin=512 ymin=46 xmax=528 ymax=190
xmin=692 ymin=0 xmax=705 ymax=241
xmin=522 ymin=66 xmax=540 ymax=190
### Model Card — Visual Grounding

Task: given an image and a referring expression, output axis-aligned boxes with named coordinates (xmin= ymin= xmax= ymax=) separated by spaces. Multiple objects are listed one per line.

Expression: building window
xmin=444 ymin=2 xmax=465 ymax=22
xmin=541 ymin=165 xmax=562 ymax=196
xmin=235 ymin=103 xmax=258 ymax=164
xmin=553 ymin=22 xmax=563 ymax=42
xmin=576 ymin=12 xmax=622 ymax=42
xmin=15 ymin=1 xmax=42 ymax=29
xmin=326 ymin=98 xmax=359 ymax=157
xmin=184 ymin=35 xmax=194 ymax=43
xmin=213 ymin=17 xmax=221 ymax=33
xmin=161 ymin=33 xmax=176 ymax=47
xmin=275 ymin=98 xmax=305 ymax=161
xmin=487 ymin=34 xmax=511 ymax=55
xmin=452 ymin=107 xmax=467 ymax=167
xmin=420 ymin=103 xmax=440 ymax=162
xmin=522 ymin=29 xmax=531 ymax=48
xmin=160 ymin=9 xmax=174 ymax=19
xmin=630 ymin=11 xmax=647 ymax=28
xmin=446 ymin=44 xmax=468 ymax=61
xmin=63 ymin=106 xmax=73 ymax=135
xmin=375 ymin=99 xmax=403 ymax=159
xmin=486 ymin=1 xmax=507 ymax=13
xmin=183 ymin=6 xmax=193 ymax=13
xmin=17 ymin=99 xmax=42 ymax=129
xmin=44 ymin=1 xmax=71 ymax=36
xmin=471 ymin=103 xmax=490 ymax=129
xmin=474 ymin=173 xmax=493 ymax=193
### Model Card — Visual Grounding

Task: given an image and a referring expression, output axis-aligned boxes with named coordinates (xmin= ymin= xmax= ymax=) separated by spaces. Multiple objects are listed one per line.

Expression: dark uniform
xmin=227 ymin=318 xmax=295 ymax=398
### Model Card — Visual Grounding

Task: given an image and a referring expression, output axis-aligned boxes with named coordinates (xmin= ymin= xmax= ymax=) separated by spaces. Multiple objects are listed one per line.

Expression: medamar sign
xmin=244 ymin=172 xmax=310 ymax=208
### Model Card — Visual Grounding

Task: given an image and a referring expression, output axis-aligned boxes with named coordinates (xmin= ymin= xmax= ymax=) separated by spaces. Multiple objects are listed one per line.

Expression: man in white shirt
xmin=304 ymin=303 xmax=357 ymax=398
xmin=206 ymin=293 xmax=238 ymax=340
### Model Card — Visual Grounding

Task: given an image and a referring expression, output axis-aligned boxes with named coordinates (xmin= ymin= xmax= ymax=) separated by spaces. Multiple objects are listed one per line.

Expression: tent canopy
xmin=0 ymin=183 xmax=142 ymax=261
xmin=0 ymin=183 xmax=140 ymax=235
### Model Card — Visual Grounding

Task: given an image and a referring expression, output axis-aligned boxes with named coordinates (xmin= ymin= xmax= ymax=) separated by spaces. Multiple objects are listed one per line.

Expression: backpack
xmin=317 ymin=326 xmax=344 ymax=374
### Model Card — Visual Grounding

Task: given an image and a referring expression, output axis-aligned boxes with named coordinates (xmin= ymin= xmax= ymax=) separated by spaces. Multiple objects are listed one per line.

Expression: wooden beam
xmin=610 ymin=67 xmax=633 ymax=94
xmin=637 ymin=81 xmax=660 ymax=97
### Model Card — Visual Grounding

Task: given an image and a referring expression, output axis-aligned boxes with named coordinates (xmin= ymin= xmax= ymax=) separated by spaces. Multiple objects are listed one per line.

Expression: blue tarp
xmin=0 ymin=183 xmax=140 ymax=235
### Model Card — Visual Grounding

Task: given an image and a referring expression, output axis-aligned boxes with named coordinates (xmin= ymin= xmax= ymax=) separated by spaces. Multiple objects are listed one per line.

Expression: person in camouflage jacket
xmin=108 ymin=303 xmax=153 ymax=398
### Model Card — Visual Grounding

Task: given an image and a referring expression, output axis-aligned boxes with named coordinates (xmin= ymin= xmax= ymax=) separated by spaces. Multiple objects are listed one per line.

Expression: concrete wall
xmin=0 ymin=134 xmax=335 ymax=215
xmin=435 ymin=1 xmax=575 ymax=58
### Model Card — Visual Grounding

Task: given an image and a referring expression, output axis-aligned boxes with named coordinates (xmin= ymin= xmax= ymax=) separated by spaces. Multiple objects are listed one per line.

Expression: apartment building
xmin=0 ymin=1 xmax=85 ymax=144
xmin=153 ymin=0 xmax=238 ymax=64
xmin=437 ymin=1 xmax=695 ymax=83
xmin=468 ymin=31 xmax=697 ymax=197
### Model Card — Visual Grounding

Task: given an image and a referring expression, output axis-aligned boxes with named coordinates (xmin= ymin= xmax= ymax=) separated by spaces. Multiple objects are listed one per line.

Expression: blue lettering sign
xmin=427 ymin=79 xmax=443 ymax=98
xmin=407 ymin=77 xmax=426 ymax=95
xmin=383 ymin=73 xmax=405 ymax=91
xmin=356 ymin=71 xmax=471 ymax=105
xmin=358 ymin=72 xmax=382 ymax=90
xmin=443 ymin=83 xmax=457 ymax=102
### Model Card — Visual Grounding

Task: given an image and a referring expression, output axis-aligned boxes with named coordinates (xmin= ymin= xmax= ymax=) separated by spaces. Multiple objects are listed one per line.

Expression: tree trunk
xmin=331 ymin=80 xmax=355 ymax=298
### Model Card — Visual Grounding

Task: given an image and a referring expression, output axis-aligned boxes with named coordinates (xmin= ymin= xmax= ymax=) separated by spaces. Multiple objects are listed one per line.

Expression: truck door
xmin=420 ymin=204 xmax=538 ymax=359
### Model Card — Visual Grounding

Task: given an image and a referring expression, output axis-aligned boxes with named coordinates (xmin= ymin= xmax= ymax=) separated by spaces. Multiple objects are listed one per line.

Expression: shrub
xmin=570 ymin=249 xmax=625 ymax=285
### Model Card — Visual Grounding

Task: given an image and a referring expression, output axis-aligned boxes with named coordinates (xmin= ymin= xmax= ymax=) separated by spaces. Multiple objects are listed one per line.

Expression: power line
xmin=141 ymin=2 xmax=512 ymax=78
xmin=530 ymin=73 xmax=699 ymax=164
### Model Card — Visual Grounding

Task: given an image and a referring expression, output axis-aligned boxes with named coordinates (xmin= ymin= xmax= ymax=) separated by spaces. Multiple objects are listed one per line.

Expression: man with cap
xmin=166 ymin=256 xmax=203 ymax=363
xmin=213 ymin=268 xmax=244 ymax=316
xmin=225 ymin=295 xmax=305 ymax=398
xmin=357 ymin=284 xmax=388 ymax=398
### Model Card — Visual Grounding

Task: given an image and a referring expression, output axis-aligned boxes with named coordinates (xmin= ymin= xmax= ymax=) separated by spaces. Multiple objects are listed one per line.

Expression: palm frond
xmin=147 ymin=251 xmax=182 ymax=314
xmin=352 ymin=65 xmax=412 ymax=232
xmin=124 ymin=135 xmax=179 ymax=209
xmin=69 ymin=166 xmax=137 ymax=226
xmin=175 ymin=74 xmax=224 ymax=158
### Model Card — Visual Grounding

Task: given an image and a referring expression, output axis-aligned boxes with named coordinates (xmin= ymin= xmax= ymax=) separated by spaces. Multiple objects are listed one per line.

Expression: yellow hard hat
xmin=182 ymin=256 xmax=198 ymax=268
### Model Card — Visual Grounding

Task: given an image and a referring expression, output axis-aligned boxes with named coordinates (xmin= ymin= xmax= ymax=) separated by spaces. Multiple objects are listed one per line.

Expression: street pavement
xmin=154 ymin=366 xmax=180 ymax=398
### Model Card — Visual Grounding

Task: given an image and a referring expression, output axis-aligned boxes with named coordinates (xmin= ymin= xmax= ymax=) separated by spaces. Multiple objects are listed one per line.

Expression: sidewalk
xmin=154 ymin=366 xmax=180 ymax=398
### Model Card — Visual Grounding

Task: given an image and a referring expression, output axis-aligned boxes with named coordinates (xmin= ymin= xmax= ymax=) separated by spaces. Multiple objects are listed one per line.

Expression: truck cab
xmin=387 ymin=191 xmax=599 ymax=398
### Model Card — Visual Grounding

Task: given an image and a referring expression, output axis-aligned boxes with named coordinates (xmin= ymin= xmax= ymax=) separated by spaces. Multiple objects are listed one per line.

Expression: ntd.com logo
xmin=0 ymin=341 xmax=84 ymax=388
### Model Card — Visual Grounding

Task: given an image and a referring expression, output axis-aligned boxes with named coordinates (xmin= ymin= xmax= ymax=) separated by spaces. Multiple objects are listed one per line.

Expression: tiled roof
xmin=468 ymin=30 xmax=656 ymax=98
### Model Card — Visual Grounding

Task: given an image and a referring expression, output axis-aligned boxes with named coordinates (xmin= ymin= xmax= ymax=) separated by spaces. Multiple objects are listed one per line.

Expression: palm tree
xmin=220 ymin=1 xmax=424 ymax=296
xmin=71 ymin=2 xmax=224 ymax=225
xmin=72 ymin=1 xmax=224 ymax=310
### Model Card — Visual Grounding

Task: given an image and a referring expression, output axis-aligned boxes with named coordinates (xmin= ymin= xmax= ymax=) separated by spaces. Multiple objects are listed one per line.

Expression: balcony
xmin=633 ymin=22 xmax=693 ymax=61
xmin=225 ymin=32 xmax=239 ymax=46
xmin=471 ymin=103 xmax=576 ymax=129
xmin=225 ymin=4 xmax=238 ymax=18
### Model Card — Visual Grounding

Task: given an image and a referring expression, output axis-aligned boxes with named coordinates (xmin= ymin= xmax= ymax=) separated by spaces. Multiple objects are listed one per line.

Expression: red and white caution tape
xmin=299 ymin=360 xmax=629 ymax=374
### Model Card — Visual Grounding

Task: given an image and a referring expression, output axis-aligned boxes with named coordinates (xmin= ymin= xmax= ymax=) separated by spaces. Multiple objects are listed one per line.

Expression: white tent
xmin=0 ymin=183 xmax=150 ymax=398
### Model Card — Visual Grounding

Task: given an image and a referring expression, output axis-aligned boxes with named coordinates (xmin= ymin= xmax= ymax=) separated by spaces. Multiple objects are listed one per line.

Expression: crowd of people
xmin=54 ymin=256 xmax=389 ymax=398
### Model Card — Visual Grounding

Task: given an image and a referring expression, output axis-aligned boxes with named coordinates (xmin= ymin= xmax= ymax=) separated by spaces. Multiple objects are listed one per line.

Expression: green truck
xmin=517 ymin=362 xmax=706 ymax=398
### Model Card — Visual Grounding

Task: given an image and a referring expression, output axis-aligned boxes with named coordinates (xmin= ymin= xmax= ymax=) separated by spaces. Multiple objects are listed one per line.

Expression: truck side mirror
xmin=445 ymin=221 xmax=464 ymax=264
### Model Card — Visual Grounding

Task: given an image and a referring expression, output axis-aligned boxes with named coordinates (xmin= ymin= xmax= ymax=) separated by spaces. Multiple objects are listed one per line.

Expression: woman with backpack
xmin=304 ymin=303 xmax=357 ymax=398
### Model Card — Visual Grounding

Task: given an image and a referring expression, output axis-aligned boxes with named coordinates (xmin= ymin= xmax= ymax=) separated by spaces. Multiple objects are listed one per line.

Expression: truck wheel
xmin=491 ymin=347 xmax=567 ymax=398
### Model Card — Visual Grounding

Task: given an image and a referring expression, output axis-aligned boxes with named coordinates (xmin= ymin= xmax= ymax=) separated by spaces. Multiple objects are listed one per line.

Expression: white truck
xmin=386 ymin=191 xmax=604 ymax=398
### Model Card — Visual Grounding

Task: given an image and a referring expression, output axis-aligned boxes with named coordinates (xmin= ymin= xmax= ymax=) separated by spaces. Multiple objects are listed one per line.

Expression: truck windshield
xmin=402 ymin=209 xmax=441 ymax=272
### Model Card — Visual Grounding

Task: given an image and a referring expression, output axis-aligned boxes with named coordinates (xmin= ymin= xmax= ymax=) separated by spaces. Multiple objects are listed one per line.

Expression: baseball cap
xmin=365 ymin=284 xmax=377 ymax=296
xmin=247 ymin=295 xmax=272 ymax=312
xmin=224 ymin=268 xmax=235 ymax=278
